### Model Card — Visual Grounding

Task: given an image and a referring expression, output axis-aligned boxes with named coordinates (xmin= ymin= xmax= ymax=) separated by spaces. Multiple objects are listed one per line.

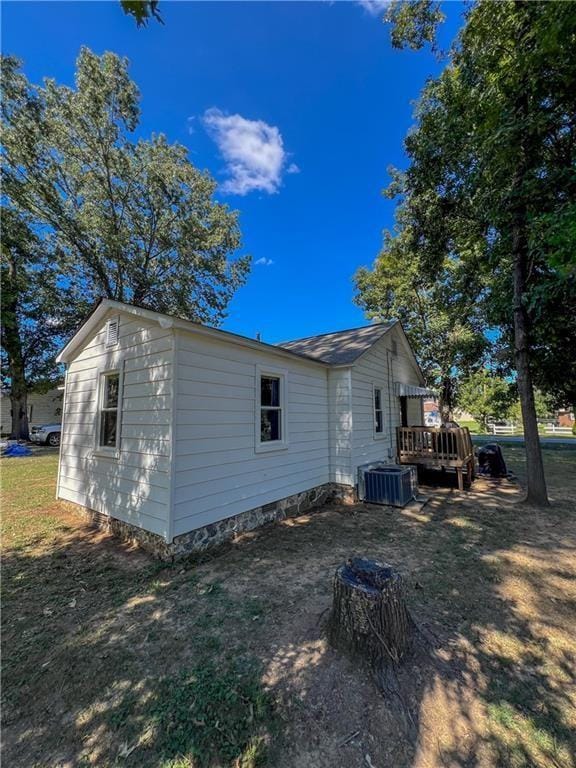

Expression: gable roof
xmin=56 ymin=300 xmax=420 ymax=378
xmin=56 ymin=299 xmax=330 ymax=367
xmin=277 ymin=322 xmax=396 ymax=365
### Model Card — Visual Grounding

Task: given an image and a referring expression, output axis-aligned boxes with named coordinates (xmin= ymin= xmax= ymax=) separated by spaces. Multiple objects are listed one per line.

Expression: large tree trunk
xmin=512 ymin=238 xmax=548 ymax=505
xmin=511 ymin=94 xmax=548 ymax=507
xmin=3 ymin=330 xmax=30 ymax=441
xmin=1 ymin=256 xmax=30 ymax=441
xmin=9 ymin=383 xmax=29 ymax=441
xmin=439 ymin=376 xmax=454 ymax=423
xmin=328 ymin=558 xmax=414 ymax=666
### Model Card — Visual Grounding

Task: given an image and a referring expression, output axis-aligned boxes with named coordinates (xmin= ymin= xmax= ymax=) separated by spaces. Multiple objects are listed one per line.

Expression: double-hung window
xmin=256 ymin=367 xmax=287 ymax=451
xmin=374 ymin=386 xmax=384 ymax=435
xmin=98 ymin=371 xmax=121 ymax=450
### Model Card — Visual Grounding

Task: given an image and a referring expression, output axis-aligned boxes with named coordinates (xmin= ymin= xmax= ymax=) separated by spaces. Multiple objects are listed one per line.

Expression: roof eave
xmin=56 ymin=299 xmax=330 ymax=368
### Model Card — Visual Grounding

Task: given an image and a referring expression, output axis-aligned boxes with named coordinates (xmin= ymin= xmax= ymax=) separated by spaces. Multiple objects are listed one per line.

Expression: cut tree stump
xmin=328 ymin=557 xmax=414 ymax=667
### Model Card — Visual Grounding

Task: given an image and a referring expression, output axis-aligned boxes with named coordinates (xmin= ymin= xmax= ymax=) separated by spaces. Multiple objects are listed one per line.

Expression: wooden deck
xmin=396 ymin=426 xmax=475 ymax=490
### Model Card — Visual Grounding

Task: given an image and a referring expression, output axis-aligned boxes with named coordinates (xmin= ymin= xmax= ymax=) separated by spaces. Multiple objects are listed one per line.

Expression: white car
xmin=30 ymin=424 xmax=61 ymax=447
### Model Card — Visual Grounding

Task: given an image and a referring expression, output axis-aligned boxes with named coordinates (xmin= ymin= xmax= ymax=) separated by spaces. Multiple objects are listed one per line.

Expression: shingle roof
xmin=277 ymin=322 xmax=396 ymax=365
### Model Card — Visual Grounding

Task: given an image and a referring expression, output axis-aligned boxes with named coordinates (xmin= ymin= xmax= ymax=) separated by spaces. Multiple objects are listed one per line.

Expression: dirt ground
xmin=2 ymin=445 xmax=575 ymax=768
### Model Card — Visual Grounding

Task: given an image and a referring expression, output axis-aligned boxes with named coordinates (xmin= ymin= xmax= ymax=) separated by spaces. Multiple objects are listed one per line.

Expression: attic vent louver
xmin=105 ymin=318 xmax=119 ymax=348
xmin=391 ymin=339 xmax=398 ymax=356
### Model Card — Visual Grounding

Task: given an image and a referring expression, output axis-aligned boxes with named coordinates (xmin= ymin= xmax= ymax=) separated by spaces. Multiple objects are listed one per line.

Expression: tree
xmin=380 ymin=1 xmax=576 ymax=504
xmin=355 ymin=227 xmax=487 ymax=419
xmin=458 ymin=370 xmax=513 ymax=431
xmin=0 ymin=209 xmax=80 ymax=439
xmin=508 ymin=389 xmax=554 ymax=425
xmin=516 ymin=203 xmax=576 ymax=410
xmin=384 ymin=0 xmax=444 ymax=52
xmin=1 ymin=49 xmax=249 ymax=438
xmin=120 ymin=1 xmax=163 ymax=27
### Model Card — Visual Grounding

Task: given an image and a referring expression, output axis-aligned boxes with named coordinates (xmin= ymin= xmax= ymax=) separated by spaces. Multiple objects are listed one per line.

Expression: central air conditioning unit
xmin=357 ymin=462 xmax=417 ymax=507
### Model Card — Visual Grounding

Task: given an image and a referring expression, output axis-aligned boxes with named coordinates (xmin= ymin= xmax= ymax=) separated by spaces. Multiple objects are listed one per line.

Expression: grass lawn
xmin=458 ymin=419 xmax=483 ymax=434
xmin=2 ymin=447 xmax=576 ymax=768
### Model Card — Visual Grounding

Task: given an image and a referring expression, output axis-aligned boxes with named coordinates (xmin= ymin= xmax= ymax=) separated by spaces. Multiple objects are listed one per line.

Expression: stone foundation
xmin=81 ymin=481 xmax=356 ymax=560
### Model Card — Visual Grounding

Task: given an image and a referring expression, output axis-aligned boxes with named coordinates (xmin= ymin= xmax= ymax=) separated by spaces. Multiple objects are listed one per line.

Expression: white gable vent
xmin=105 ymin=317 xmax=119 ymax=348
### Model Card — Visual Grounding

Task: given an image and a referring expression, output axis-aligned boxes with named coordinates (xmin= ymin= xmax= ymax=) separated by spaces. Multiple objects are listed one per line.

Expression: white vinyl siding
xmin=328 ymin=368 xmax=353 ymax=485
xmin=57 ymin=312 xmax=174 ymax=539
xmin=172 ymin=330 xmax=329 ymax=538
xmin=351 ymin=327 xmax=424 ymax=476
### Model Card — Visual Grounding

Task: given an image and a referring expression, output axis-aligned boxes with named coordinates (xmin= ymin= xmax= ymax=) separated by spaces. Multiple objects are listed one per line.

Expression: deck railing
xmin=396 ymin=426 xmax=473 ymax=468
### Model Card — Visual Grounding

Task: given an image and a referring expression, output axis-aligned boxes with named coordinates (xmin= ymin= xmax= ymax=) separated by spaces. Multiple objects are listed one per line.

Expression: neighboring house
xmin=0 ymin=387 xmax=64 ymax=436
xmin=557 ymin=409 xmax=575 ymax=429
xmin=55 ymin=299 xmax=431 ymax=558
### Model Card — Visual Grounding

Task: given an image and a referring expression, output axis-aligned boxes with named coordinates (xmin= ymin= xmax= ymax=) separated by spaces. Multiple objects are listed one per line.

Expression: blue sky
xmin=2 ymin=0 xmax=463 ymax=343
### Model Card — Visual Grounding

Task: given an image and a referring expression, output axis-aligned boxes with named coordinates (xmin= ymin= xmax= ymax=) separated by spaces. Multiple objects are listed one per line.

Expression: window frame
xmin=255 ymin=364 xmax=288 ymax=453
xmin=94 ymin=367 xmax=123 ymax=459
xmin=373 ymin=384 xmax=385 ymax=439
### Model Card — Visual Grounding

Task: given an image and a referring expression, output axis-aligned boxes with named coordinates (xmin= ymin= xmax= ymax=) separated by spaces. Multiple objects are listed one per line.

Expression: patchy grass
xmin=105 ymin=659 xmax=273 ymax=767
xmin=1 ymin=451 xmax=275 ymax=768
xmin=1 ymin=446 xmax=576 ymax=768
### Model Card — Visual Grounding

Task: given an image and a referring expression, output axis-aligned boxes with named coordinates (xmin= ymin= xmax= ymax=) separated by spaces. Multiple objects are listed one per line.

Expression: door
xmin=400 ymin=396 xmax=408 ymax=427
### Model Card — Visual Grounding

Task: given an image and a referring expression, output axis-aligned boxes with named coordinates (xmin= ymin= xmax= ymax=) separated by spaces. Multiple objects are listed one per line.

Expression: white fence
xmin=544 ymin=425 xmax=573 ymax=436
xmin=490 ymin=424 xmax=519 ymax=435
xmin=490 ymin=423 xmax=572 ymax=437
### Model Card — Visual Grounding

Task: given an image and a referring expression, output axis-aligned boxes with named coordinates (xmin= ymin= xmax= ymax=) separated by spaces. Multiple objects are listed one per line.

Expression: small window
xmin=260 ymin=375 xmax=282 ymax=442
xmin=105 ymin=318 xmax=119 ymax=348
xmin=374 ymin=387 xmax=384 ymax=434
xmin=99 ymin=372 xmax=120 ymax=448
xmin=391 ymin=339 xmax=398 ymax=356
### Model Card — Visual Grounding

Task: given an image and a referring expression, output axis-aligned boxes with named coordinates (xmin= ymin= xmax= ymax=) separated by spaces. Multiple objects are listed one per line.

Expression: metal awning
xmin=395 ymin=383 xmax=436 ymax=398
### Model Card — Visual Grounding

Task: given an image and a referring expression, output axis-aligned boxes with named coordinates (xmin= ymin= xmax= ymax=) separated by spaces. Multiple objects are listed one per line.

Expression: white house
xmin=1 ymin=386 xmax=64 ymax=436
xmin=55 ymin=299 xmax=431 ymax=558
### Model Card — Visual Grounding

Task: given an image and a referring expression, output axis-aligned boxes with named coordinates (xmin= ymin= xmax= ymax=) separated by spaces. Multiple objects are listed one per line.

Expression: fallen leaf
xmin=118 ymin=741 xmax=137 ymax=758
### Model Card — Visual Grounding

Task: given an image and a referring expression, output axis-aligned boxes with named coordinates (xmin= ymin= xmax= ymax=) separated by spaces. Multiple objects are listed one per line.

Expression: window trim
xmin=94 ymin=367 xmax=124 ymax=459
xmin=373 ymin=383 xmax=385 ymax=439
xmin=255 ymin=364 xmax=288 ymax=453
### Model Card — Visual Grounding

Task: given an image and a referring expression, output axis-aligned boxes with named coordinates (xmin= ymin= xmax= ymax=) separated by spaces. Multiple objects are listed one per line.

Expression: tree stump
xmin=328 ymin=557 xmax=413 ymax=666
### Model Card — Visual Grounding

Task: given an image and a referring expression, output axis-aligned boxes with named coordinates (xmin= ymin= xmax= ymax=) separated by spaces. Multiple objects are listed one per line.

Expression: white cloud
xmin=357 ymin=0 xmax=390 ymax=16
xmin=202 ymin=108 xmax=296 ymax=195
xmin=254 ymin=257 xmax=274 ymax=266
